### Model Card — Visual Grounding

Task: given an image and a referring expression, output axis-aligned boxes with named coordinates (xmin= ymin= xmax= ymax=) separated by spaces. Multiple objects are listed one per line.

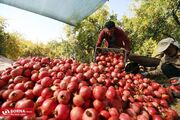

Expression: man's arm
xmin=124 ymin=38 xmax=131 ymax=53
xmin=96 ymin=30 xmax=105 ymax=47
xmin=148 ymin=57 xmax=164 ymax=76
xmin=148 ymin=64 xmax=163 ymax=76
xmin=121 ymin=31 xmax=131 ymax=52
xmin=117 ymin=28 xmax=131 ymax=52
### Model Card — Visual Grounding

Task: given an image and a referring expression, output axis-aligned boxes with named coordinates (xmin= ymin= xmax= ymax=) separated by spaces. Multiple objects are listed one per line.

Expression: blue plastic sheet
xmin=0 ymin=0 xmax=107 ymax=25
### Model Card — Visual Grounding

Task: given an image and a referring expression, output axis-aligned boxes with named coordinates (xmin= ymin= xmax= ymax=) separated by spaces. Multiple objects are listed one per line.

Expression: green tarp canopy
xmin=0 ymin=0 xmax=107 ymax=25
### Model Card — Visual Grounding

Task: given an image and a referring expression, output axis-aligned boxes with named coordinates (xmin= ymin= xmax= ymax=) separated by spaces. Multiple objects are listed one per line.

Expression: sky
xmin=0 ymin=0 xmax=133 ymax=44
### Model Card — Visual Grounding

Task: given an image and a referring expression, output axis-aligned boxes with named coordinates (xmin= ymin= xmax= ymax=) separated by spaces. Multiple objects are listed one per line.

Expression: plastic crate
xmin=94 ymin=47 xmax=127 ymax=63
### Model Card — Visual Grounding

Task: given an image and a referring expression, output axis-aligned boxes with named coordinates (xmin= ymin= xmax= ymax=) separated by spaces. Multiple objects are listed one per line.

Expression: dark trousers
xmin=161 ymin=63 xmax=180 ymax=78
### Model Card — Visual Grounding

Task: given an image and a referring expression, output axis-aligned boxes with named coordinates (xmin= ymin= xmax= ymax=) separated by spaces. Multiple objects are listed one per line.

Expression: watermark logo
xmin=0 ymin=108 xmax=34 ymax=116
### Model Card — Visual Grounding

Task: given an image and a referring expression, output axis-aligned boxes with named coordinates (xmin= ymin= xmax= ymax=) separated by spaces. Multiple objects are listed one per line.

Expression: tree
xmin=0 ymin=17 xmax=8 ymax=55
xmin=21 ymin=43 xmax=49 ymax=57
xmin=121 ymin=0 xmax=180 ymax=55
xmin=3 ymin=32 xmax=22 ymax=60
xmin=135 ymin=38 xmax=157 ymax=57
xmin=46 ymin=40 xmax=68 ymax=58
xmin=63 ymin=5 xmax=118 ymax=63
xmin=0 ymin=17 xmax=33 ymax=60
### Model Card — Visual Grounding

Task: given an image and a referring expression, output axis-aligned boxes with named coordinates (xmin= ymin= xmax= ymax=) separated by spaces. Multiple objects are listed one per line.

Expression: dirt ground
xmin=0 ymin=55 xmax=13 ymax=71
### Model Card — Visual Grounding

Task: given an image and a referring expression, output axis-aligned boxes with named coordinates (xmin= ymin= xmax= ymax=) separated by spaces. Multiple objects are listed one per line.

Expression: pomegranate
xmin=2 ymin=89 xmax=13 ymax=100
xmin=15 ymin=99 xmax=34 ymax=108
xmin=32 ymin=84 xmax=43 ymax=96
xmin=73 ymin=94 xmax=85 ymax=107
xmin=25 ymin=89 xmax=34 ymax=99
xmin=70 ymin=107 xmax=84 ymax=120
xmin=41 ymin=98 xmax=58 ymax=116
xmin=119 ymin=113 xmax=132 ymax=120
xmin=93 ymin=99 xmax=104 ymax=111
xmin=1 ymin=100 xmax=16 ymax=108
xmin=82 ymin=108 xmax=98 ymax=120
xmin=41 ymin=88 xmax=53 ymax=99
xmin=8 ymin=90 xmax=24 ymax=101
xmin=57 ymin=90 xmax=71 ymax=104
xmin=93 ymin=86 xmax=106 ymax=100
xmin=79 ymin=86 xmax=91 ymax=100
xmin=10 ymin=67 xmax=24 ymax=77
xmin=40 ymin=77 xmax=53 ymax=87
xmin=54 ymin=104 xmax=70 ymax=120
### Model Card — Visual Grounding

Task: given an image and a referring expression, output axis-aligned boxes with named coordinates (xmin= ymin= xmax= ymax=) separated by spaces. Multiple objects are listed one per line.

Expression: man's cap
xmin=104 ymin=21 xmax=115 ymax=29
xmin=157 ymin=37 xmax=179 ymax=53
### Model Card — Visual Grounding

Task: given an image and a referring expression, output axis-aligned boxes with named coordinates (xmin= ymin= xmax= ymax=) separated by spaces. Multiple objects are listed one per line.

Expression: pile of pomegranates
xmin=0 ymin=52 xmax=179 ymax=120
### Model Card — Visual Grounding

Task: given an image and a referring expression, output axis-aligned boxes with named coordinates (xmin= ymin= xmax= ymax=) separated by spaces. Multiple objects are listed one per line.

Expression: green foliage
xmin=121 ymin=0 xmax=180 ymax=55
xmin=1 ymin=0 xmax=180 ymax=60
xmin=0 ymin=17 xmax=8 ymax=55
xmin=0 ymin=17 xmax=31 ymax=60
xmin=3 ymin=32 xmax=22 ymax=60
xmin=46 ymin=40 xmax=73 ymax=59
xmin=135 ymin=38 xmax=157 ymax=57
xmin=21 ymin=43 xmax=48 ymax=57
xmin=0 ymin=18 xmax=25 ymax=60
xmin=62 ymin=5 xmax=118 ymax=63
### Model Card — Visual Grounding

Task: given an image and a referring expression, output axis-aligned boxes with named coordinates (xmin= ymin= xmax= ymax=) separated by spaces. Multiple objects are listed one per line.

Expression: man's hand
xmin=140 ymin=71 xmax=148 ymax=76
